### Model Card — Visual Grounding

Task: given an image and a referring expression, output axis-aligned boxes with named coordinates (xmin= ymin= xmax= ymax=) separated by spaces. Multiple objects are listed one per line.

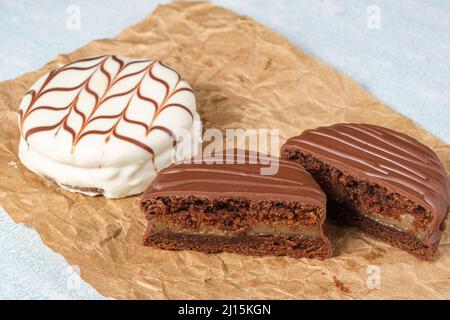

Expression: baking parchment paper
xmin=0 ymin=1 xmax=449 ymax=299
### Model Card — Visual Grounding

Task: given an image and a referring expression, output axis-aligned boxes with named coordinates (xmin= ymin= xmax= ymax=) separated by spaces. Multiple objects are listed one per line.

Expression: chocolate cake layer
xmin=328 ymin=200 xmax=439 ymax=260
xmin=141 ymin=149 xmax=332 ymax=259
xmin=281 ymin=123 xmax=450 ymax=260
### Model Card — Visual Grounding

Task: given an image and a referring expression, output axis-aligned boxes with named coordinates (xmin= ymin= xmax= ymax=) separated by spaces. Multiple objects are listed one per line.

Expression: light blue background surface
xmin=0 ymin=0 xmax=449 ymax=299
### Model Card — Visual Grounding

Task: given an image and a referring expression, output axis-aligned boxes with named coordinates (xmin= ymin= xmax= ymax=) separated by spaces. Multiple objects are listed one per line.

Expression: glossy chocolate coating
xmin=142 ymin=149 xmax=326 ymax=208
xmin=281 ymin=123 xmax=450 ymax=237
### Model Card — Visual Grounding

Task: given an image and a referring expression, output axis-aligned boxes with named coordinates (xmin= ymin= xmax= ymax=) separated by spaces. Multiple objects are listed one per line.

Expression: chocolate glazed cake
xmin=141 ymin=149 xmax=332 ymax=259
xmin=281 ymin=123 xmax=450 ymax=260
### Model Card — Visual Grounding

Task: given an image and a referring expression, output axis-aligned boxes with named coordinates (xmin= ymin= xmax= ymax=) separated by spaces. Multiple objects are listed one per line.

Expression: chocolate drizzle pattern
xmin=144 ymin=149 xmax=326 ymax=205
xmin=18 ymin=55 xmax=195 ymax=156
xmin=282 ymin=123 xmax=450 ymax=218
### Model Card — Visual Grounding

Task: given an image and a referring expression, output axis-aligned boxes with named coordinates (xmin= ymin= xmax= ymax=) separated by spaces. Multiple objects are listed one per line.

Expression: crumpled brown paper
xmin=0 ymin=1 xmax=449 ymax=299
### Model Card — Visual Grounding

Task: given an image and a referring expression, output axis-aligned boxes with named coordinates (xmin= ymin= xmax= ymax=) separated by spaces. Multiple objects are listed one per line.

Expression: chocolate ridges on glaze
xmin=281 ymin=123 xmax=450 ymax=260
xmin=144 ymin=149 xmax=326 ymax=205
xmin=282 ymin=123 xmax=449 ymax=221
xmin=141 ymin=149 xmax=332 ymax=259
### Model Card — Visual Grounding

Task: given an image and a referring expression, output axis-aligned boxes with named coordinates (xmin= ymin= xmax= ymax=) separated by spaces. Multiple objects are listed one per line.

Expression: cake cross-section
xmin=281 ymin=123 xmax=450 ymax=260
xmin=140 ymin=149 xmax=332 ymax=259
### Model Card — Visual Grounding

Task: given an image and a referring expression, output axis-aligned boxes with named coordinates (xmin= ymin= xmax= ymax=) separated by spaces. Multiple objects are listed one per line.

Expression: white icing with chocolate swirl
xmin=18 ymin=55 xmax=201 ymax=198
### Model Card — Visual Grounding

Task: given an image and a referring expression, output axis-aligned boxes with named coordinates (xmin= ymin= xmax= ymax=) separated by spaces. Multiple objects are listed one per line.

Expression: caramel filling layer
xmin=359 ymin=207 xmax=427 ymax=240
xmin=333 ymin=189 xmax=426 ymax=240
xmin=150 ymin=217 xmax=321 ymax=237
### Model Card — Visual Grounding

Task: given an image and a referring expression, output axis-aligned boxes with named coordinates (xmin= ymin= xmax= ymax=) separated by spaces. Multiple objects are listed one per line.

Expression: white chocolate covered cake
xmin=18 ymin=55 xmax=201 ymax=198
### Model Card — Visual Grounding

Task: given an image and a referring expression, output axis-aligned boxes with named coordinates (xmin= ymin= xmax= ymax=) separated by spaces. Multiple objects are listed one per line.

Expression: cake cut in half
xmin=281 ymin=123 xmax=450 ymax=260
xmin=141 ymin=149 xmax=332 ymax=259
